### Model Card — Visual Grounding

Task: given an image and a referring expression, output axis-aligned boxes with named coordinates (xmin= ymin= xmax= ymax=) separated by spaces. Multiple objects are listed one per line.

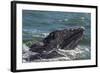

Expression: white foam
xmin=58 ymin=45 xmax=90 ymax=60
xmin=22 ymin=44 xmax=30 ymax=52
xmin=22 ymin=44 xmax=90 ymax=62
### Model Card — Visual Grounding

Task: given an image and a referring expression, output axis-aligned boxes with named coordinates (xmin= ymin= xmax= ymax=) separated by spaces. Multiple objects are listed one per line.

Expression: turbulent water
xmin=22 ymin=10 xmax=91 ymax=62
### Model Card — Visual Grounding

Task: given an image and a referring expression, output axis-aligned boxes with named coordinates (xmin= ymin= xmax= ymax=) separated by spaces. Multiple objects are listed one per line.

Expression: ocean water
xmin=22 ymin=10 xmax=91 ymax=62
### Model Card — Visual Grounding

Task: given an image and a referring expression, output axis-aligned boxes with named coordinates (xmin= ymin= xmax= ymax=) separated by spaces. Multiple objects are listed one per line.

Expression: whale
xmin=24 ymin=27 xmax=85 ymax=61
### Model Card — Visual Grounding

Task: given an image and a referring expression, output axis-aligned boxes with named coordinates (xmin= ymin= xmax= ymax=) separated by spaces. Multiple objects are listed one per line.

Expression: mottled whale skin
xmin=30 ymin=27 xmax=84 ymax=52
xmin=28 ymin=27 xmax=84 ymax=61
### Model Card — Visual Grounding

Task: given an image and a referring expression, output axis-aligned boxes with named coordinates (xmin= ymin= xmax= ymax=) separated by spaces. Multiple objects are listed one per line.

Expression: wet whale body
xmin=25 ymin=27 xmax=84 ymax=61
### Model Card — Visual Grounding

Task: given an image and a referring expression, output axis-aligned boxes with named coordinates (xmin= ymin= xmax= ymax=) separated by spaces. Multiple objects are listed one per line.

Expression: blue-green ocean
xmin=22 ymin=10 xmax=91 ymax=61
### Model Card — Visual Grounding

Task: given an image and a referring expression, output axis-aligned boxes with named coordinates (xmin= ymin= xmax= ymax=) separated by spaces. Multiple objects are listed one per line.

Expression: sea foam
xmin=22 ymin=44 xmax=90 ymax=63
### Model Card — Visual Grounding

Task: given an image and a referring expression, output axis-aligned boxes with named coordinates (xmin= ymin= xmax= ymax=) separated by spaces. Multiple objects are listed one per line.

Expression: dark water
xmin=22 ymin=10 xmax=91 ymax=61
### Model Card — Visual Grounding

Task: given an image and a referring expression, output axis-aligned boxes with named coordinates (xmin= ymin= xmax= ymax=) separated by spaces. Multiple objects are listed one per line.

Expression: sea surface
xmin=22 ymin=10 xmax=91 ymax=62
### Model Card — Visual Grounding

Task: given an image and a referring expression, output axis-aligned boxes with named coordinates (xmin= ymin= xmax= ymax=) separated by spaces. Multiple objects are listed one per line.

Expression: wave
xmin=23 ymin=29 xmax=50 ymax=39
xmin=23 ymin=29 xmax=42 ymax=34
